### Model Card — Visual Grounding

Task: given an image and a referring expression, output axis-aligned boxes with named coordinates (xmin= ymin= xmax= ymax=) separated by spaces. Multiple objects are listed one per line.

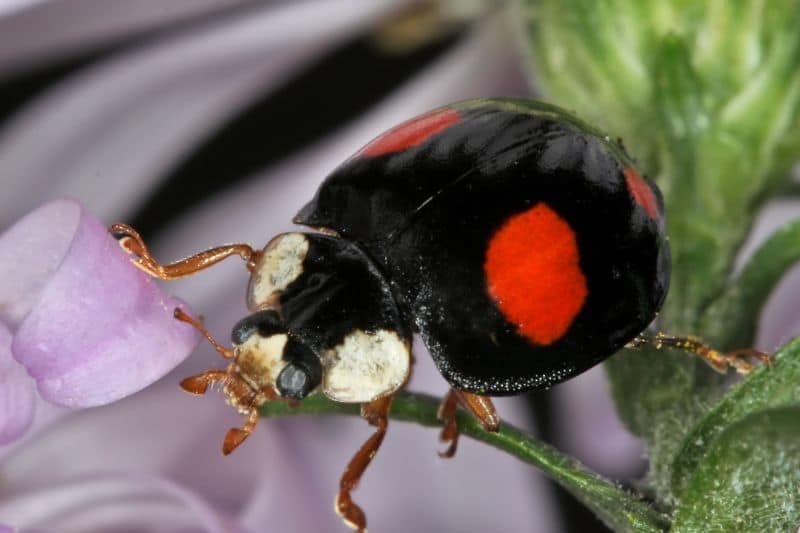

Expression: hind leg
xmin=630 ymin=333 xmax=773 ymax=374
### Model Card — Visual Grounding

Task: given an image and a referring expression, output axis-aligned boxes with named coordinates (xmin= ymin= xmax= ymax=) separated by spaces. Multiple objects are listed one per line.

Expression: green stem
xmin=261 ymin=390 xmax=669 ymax=533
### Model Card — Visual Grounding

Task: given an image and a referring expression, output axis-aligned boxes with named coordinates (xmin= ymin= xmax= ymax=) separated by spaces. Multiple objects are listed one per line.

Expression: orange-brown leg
xmin=179 ymin=369 xmax=229 ymax=395
xmin=436 ymin=389 xmax=499 ymax=459
xmin=437 ymin=389 xmax=460 ymax=458
xmin=630 ymin=333 xmax=773 ymax=374
xmin=456 ymin=390 xmax=500 ymax=432
xmin=173 ymin=308 xmax=234 ymax=359
xmin=223 ymin=409 xmax=260 ymax=455
xmin=181 ymin=367 xmax=276 ymax=455
xmin=336 ymin=395 xmax=392 ymax=533
xmin=109 ymin=222 xmax=259 ymax=278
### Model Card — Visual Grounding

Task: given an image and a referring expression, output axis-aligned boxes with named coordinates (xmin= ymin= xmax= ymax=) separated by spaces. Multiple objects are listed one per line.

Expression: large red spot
xmin=484 ymin=203 xmax=587 ymax=346
xmin=360 ymin=108 xmax=462 ymax=157
xmin=624 ymin=168 xmax=660 ymax=220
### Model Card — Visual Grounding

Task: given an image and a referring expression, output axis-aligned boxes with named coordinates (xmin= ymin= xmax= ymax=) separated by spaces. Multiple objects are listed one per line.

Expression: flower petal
xmin=0 ymin=199 xmax=79 ymax=329
xmin=0 ymin=379 xmax=329 ymax=530
xmin=0 ymin=0 xmax=246 ymax=71
xmin=0 ymin=0 xmax=412 ymax=228
xmin=7 ymin=199 xmax=199 ymax=406
xmin=0 ymin=473 xmax=249 ymax=533
xmin=0 ymin=321 xmax=35 ymax=445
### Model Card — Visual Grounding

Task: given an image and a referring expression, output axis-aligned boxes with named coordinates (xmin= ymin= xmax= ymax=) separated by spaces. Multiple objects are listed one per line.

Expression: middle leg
xmin=437 ymin=389 xmax=500 ymax=459
xmin=174 ymin=307 xmax=234 ymax=359
xmin=437 ymin=389 xmax=460 ymax=458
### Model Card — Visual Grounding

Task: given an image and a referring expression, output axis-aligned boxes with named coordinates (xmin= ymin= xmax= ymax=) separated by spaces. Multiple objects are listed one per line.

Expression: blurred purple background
xmin=0 ymin=1 xmax=797 ymax=531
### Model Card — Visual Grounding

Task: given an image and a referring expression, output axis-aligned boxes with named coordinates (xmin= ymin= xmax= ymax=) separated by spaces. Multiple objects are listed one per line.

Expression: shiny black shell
xmin=295 ymin=98 xmax=670 ymax=395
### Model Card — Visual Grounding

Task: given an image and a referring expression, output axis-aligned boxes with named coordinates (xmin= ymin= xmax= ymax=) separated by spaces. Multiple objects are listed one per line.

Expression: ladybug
xmin=111 ymin=97 xmax=768 ymax=533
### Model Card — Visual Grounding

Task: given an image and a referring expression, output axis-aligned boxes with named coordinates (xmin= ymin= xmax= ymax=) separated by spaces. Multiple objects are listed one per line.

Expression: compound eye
xmin=276 ymin=340 xmax=322 ymax=400
xmin=231 ymin=309 xmax=284 ymax=345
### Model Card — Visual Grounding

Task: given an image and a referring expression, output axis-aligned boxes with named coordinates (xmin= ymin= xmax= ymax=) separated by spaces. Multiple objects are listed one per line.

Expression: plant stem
xmin=261 ymin=390 xmax=669 ymax=532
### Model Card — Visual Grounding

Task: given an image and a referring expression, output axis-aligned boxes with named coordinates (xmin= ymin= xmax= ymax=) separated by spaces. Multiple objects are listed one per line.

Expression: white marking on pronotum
xmin=247 ymin=233 xmax=309 ymax=310
xmin=321 ymin=329 xmax=411 ymax=403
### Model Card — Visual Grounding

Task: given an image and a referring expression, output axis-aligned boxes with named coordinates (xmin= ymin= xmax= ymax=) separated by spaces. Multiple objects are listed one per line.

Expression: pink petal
xmin=0 ymin=473 xmax=249 ymax=533
xmin=0 ymin=0 xmax=412 ymax=229
xmin=0 ymin=199 xmax=78 ymax=329
xmin=0 ymin=321 xmax=35 ymax=445
xmin=0 ymin=0 xmax=247 ymax=71
xmin=0 ymin=379 xmax=328 ymax=530
xmin=6 ymin=199 xmax=199 ymax=407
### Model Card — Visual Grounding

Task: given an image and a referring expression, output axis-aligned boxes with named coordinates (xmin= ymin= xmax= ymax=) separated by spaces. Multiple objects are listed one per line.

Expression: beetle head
xmin=226 ymin=310 xmax=322 ymax=408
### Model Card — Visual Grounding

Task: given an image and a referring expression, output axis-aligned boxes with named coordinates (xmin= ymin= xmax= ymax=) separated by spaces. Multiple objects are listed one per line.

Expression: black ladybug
xmin=295 ymin=98 xmax=670 ymax=396
xmin=112 ymin=97 xmax=765 ymax=533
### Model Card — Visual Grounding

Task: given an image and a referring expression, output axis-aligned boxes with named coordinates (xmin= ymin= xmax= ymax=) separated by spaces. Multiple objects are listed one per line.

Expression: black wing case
xmin=296 ymin=98 xmax=669 ymax=395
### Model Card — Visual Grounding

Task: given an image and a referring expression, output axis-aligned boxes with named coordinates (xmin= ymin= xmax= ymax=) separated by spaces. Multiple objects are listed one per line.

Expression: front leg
xmin=110 ymin=223 xmax=259 ymax=279
xmin=336 ymin=395 xmax=392 ymax=533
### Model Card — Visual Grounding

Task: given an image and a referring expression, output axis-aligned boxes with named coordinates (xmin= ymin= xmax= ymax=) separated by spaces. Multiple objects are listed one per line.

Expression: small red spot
xmin=484 ymin=204 xmax=588 ymax=346
xmin=360 ymin=108 xmax=462 ymax=157
xmin=624 ymin=168 xmax=660 ymax=220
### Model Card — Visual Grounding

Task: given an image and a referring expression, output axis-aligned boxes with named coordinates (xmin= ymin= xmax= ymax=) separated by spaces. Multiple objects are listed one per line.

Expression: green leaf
xmin=671 ymin=337 xmax=800 ymax=497
xmin=604 ymin=346 xmax=711 ymax=504
xmin=601 ymin=33 xmax=712 ymax=459
xmin=700 ymin=219 xmax=800 ymax=348
xmin=604 ymin=348 xmax=689 ymax=440
xmin=520 ymin=0 xmax=657 ymax=165
xmin=518 ymin=0 xmax=800 ymax=519
xmin=261 ymin=390 xmax=669 ymax=533
xmin=653 ymin=34 xmax=721 ymax=329
xmin=652 ymin=34 xmax=706 ymax=189
xmin=672 ymin=406 xmax=800 ymax=532
xmin=600 ymin=39 xmax=718 ymax=501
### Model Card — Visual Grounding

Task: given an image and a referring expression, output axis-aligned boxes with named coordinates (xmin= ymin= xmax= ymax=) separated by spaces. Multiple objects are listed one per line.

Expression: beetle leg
xmin=436 ymin=389 xmax=498 ymax=459
xmin=223 ymin=409 xmax=260 ymax=455
xmin=437 ymin=389 xmax=460 ymax=458
xmin=109 ymin=223 xmax=260 ymax=278
xmin=455 ymin=390 xmax=500 ymax=432
xmin=336 ymin=395 xmax=392 ymax=533
xmin=173 ymin=308 xmax=234 ymax=359
xmin=179 ymin=369 xmax=230 ymax=395
xmin=182 ymin=366 xmax=278 ymax=455
xmin=630 ymin=333 xmax=773 ymax=374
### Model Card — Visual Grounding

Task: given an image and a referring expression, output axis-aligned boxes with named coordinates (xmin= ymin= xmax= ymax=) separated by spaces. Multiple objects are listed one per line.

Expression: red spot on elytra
xmin=624 ymin=168 xmax=660 ymax=220
xmin=360 ymin=109 xmax=462 ymax=157
xmin=484 ymin=203 xmax=588 ymax=346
